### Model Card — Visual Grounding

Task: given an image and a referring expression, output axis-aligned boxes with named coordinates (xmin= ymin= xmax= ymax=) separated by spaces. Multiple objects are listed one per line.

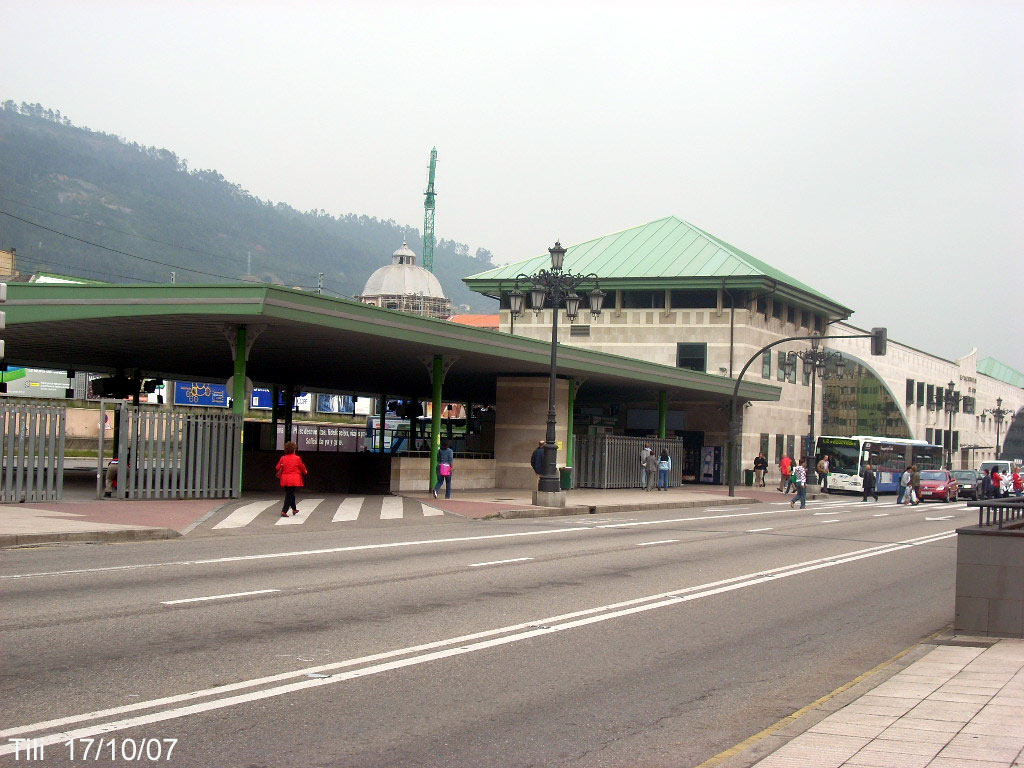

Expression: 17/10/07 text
xmin=8 ymin=737 xmax=178 ymax=761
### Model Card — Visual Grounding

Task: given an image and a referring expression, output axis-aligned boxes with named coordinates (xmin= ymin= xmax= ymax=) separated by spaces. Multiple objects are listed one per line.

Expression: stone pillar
xmin=495 ymin=376 xmax=569 ymax=494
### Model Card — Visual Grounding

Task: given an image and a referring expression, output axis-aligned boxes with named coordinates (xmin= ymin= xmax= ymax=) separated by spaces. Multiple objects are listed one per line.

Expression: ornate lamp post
xmin=786 ymin=332 xmax=846 ymax=461
xmin=983 ymin=397 xmax=1012 ymax=460
xmin=508 ymin=242 xmax=605 ymax=499
xmin=943 ymin=380 xmax=963 ymax=469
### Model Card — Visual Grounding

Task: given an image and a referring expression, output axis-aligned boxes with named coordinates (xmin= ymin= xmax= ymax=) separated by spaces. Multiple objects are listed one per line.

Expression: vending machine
xmin=699 ymin=446 xmax=722 ymax=484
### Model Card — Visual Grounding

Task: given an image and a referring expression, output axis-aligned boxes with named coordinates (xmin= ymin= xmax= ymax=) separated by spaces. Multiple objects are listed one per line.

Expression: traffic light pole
xmin=728 ymin=329 xmax=886 ymax=497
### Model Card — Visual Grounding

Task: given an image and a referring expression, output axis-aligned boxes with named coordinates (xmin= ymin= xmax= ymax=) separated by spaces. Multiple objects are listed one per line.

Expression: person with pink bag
xmin=432 ymin=438 xmax=454 ymax=499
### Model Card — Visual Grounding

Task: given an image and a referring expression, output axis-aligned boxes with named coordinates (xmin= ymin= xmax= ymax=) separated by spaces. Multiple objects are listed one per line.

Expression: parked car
xmin=952 ymin=469 xmax=983 ymax=500
xmin=917 ymin=470 xmax=959 ymax=502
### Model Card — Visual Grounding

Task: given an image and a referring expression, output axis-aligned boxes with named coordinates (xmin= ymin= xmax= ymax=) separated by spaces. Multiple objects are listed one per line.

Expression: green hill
xmin=0 ymin=101 xmax=497 ymax=312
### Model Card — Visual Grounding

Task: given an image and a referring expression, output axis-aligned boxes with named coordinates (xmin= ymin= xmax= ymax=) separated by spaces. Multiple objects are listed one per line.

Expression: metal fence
xmin=969 ymin=497 xmax=1024 ymax=529
xmin=574 ymin=434 xmax=689 ymax=489
xmin=109 ymin=404 xmax=242 ymax=499
xmin=1 ymin=401 xmax=66 ymax=503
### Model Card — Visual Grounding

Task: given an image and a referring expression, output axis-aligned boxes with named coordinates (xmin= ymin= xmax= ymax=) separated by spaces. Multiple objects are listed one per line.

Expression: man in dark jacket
xmin=531 ymin=440 xmax=545 ymax=476
xmin=753 ymin=453 xmax=768 ymax=487
xmin=861 ymin=463 xmax=878 ymax=502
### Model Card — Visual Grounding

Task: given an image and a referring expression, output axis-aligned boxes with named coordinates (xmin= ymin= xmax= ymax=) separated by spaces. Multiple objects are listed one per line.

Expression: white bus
xmin=815 ymin=436 xmax=944 ymax=494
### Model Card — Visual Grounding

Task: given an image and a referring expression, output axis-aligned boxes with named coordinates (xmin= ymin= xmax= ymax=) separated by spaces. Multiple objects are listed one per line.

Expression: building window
xmin=756 ymin=297 xmax=768 ymax=316
xmin=952 ymin=431 xmax=959 ymax=451
xmin=935 ymin=386 xmax=944 ymax=410
xmin=771 ymin=301 xmax=783 ymax=320
xmin=787 ymin=434 xmax=796 ymax=460
xmin=669 ymin=290 xmax=717 ymax=309
xmin=925 ymin=428 xmax=933 ymax=444
xmin=787 ymin=306 xmax=796 ymax=325
xmin=916 ymin=381 xmax=925 ymax=405
xmin=759 ymin=434 xmax=769 ymax=458
xmin=762 ymin=351 xmax=771 ymax=379
xmin=775 ymin=434 xmax=784 ymax=463
xmin=777 ymin=351 xmax=787 ymax=381
xmin=906 ymin=379 xmax=914 ymax=405
xmin=926 ymin=384 xmax=935 ymax=410
xmin=676 ymin=343 xmax=707 ymax=372
xmin=622 ymin=290 xmax=665 ymax=309
xmin=801 ymin=310 xmax=811 ymax=328
xmin=814 ymin=315 xmax=824 ymax=332
xmin=962 ymin=396 xmax=975 ymax=414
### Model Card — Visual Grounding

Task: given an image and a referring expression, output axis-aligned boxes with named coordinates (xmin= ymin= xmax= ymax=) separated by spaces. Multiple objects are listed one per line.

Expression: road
xmin=0 ymin=494 xmax=970 ymax=767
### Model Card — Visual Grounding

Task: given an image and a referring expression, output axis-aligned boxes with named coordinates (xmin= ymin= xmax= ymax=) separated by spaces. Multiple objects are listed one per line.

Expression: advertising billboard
xmin=1 ymin=367 xmax=74 ymax=399
xmin=173 ymin=381 xmax=229 ymax=408
xmin=250 ymin=388 xmax=312 ymax=412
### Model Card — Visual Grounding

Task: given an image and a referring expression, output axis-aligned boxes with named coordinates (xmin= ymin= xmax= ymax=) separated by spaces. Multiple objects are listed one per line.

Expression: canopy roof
xmin=1 ymin=283 xmax=780 ymax=407
xmin=465 ymin=216 xmax=852 ymax=319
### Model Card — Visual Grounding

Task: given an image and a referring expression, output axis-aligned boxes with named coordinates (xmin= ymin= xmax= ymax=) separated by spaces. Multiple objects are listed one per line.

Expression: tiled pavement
xmin=744 ymin=638 xmax=1024 ymax=768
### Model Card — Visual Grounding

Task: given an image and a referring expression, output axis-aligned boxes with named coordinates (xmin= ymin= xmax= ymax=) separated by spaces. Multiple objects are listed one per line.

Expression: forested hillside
xmin=0 ymin=102 xmax=497 ymax=312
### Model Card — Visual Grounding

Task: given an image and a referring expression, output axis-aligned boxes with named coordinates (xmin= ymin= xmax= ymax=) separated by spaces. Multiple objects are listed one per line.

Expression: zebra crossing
xmin=210 ymin=496 xmax=446 ymax=531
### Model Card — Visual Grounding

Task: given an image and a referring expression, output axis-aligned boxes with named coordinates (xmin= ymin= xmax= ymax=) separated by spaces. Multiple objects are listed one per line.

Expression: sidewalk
xmin=711 ymin=634 xmax=1024 ymax=768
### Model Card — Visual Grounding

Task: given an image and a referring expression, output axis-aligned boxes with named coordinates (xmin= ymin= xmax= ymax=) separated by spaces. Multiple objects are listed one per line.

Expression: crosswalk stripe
xmin=421 ymin=502 xmax=444 ymax=517
xmin=276 ymin=498 xmax=324 ymax=525
xmin=332 ymin=498 xmax=364 ymax=522
xmin=213 ymin=501 xmax=276 ymax=529
xmin=380 ymin=497 xmax=404 ymax=519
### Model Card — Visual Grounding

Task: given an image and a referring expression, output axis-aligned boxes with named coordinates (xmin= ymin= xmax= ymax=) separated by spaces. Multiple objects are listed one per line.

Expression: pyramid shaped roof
xmin=464 ymin=216 xmax=851 ymax=318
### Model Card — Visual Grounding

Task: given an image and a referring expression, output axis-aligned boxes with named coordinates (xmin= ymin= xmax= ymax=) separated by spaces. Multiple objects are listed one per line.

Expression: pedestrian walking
xmin=432 ymin=438 xmax=454 ymax=499
xmin=861 ymin=463 xmax=878 ymax=502
xmin=778 ymin=454 xmax=793 ymax=493
xmin=753 ymin=452 xmax=768 ymax=487
xmin=657 ymin=449 xmax=671 ymax=491
xmin=980 ymin=468 xmax=993 ymax=500
xmin=276 ymin=441 xmax=308 ymax=516
xmin=897 ymin=466 xmax=911 ymax=504
xmin=1012 ymin=467 xmax=1023 ymax=497
xmin=992 ymin=468 xmax=1007 ymax=499
xmin=790 ymin=458 xmax=808 ymax=509
xmin=640 ymin=445 xmax=652 ymax=489
xmin=910 ymin=465 xmax=921 ymax=505
xmin=816 ymin=454 xmax=830 ymax=492
xmin=644 ymin=449 xmax=659 ymax=491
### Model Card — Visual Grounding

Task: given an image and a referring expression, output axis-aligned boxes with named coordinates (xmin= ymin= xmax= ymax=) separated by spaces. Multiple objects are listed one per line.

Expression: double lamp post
xmin=508 ymin=242 xmax=605 ymax=499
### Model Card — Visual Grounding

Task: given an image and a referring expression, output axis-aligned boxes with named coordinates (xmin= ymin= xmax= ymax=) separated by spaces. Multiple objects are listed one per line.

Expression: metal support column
xmin=658 ymin=391 xmax=667 ymax=439
xmin=430 ymin=356 xmax=442 ymax=489
xmin=566 ymin=378 xmax=576 ymax=469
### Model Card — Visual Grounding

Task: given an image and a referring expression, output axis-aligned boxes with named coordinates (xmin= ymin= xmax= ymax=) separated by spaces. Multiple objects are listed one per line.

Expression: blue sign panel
xmin=251 ymin=388 xmax=274 ymax=409
xmin=174 ymin=381 xmax=228 ymax=407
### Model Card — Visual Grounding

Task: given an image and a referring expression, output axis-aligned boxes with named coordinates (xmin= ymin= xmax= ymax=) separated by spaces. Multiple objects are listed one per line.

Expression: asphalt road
xmin=0 ymin=495 xmax=972 ymax=767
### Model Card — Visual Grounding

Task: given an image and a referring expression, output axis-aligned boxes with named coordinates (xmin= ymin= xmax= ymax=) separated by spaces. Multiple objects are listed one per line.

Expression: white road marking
xmin=0 ymin=530 xmax=956 ymax=752
xmin=332 ymin=498 xmax=364 ymax=522
xmin=746 ymin=527 xmax=774 ymax=532
xmin=873 ymin=513 xmax=890 ymax=517
xmin=636 ymin=540 xmax=679 ymax=546
xmin=468 ymin=557 xmax=534 ymax=567
xmin=925 ymin=516 xmax=955 ymax=521
xmin=275 ymin=498 xmax=324 ymax=525
xmin=380 ymin=497 xmax=404 ymax=519
xmin=421 ymin=502 xmax=444 ymax=517
xmin=819 ymin=519 xmax=840 ymax=523
xmin=160 ymin=589 xmax=280 ymax=605
xmin=813 ymin=511 xmax=843 ymax=516
xmin=213 ymin=501 xmax=276 ymax=529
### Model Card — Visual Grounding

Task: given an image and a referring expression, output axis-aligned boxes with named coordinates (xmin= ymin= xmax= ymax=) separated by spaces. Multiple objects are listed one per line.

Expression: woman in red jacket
xmin=275 ymin=441 xmax=308 ymax=516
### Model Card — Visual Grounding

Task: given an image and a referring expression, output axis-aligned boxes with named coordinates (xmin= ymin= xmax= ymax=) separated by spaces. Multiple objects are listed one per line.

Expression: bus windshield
xmin=817 ymin=438 xmax=861 ymax=474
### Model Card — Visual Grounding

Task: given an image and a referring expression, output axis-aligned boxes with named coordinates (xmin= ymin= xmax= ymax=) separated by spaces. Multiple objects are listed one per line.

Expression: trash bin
xmin=559 ymin=467 xmax=573 ymax=490
xmin=743 ymin=469 xmax=754 ymax=486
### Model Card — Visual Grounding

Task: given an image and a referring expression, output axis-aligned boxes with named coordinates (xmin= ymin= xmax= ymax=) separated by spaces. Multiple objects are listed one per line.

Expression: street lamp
xmin=943 ymin=380 xmax=963 ymax=469
xmin=787 ymin=332 xmax=846 ymax=461
xmin=983 ymin=397 xmax=1012 ymax=460
xmin=509 ymin=242 xmax=605 ymax=498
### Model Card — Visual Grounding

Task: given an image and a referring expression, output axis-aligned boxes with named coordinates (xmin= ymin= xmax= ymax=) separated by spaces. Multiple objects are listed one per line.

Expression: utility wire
xmin=0 ymin=194 xmax=341 ymax=287
xmin=1 ymin=208 xmax=326 ymax=291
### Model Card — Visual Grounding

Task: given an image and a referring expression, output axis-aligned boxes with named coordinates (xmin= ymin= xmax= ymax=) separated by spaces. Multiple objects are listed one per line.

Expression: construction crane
xmin=422 ymin=147 xmax=437 ymax=272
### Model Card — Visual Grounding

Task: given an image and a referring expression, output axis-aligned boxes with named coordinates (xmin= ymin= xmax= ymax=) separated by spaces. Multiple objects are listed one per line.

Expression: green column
xmin=378 ymin=394 xmax=387 ymax=454
xmin=232 ymin=326 xmax=247 ymax=415
xmin=566 ymin=378 xmax=576 ymax=467
xmin=658 ymin=390 xmax=667 ymax=439
xmin=430 ymin=355 xmax=443 ymax=490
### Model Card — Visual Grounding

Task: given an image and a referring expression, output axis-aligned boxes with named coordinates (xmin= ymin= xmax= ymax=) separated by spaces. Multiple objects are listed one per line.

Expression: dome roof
xmin=360 ymin=242 xmax=447 ymax=299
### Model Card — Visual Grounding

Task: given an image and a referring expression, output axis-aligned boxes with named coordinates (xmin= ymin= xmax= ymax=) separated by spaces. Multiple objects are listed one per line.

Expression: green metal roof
xmin=464 ymin=216 xmax=852 ymax=318
xmin=977 ymin=357 xmax=1024 ymax=390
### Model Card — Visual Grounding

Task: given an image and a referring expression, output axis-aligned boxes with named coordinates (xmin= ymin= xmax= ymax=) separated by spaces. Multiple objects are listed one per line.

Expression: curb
xmin=0 ymin=528 xmax=182 ymax=548
xmin=497 ymin=496 xmax=757 ymax=519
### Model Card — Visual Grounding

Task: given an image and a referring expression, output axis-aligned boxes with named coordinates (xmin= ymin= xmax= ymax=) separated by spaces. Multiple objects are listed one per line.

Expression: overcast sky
xmin=3 ymin=1 xmax=1022 ymax=371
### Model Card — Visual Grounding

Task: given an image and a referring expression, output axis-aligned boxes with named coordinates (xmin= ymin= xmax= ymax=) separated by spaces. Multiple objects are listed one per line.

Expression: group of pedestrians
xmin=639 ymin=445 xmax=672 ymax=491
xmin=897 ymin=466 xmax=922 ymax=505
xmin=982 ymin=466 xmax=1024 ymax=499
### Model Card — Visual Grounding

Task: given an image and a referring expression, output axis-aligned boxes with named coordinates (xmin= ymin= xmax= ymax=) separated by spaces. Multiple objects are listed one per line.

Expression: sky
xmin=2 ymin=0 xmax=1022 ymax=371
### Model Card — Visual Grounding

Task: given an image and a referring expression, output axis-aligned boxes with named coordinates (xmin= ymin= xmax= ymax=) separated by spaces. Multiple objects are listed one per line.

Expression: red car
xmin=917 ymin=470 xmax=960 ymax=502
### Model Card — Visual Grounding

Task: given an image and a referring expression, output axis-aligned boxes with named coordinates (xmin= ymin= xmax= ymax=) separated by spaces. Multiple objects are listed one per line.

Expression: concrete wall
xmin=955 ymin=526 xmax=1024 ymax=637
xmin=391 ymin=457 xmax=496 ymax=492
xmin=494 ymin=376 xmax=569 ymax=490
